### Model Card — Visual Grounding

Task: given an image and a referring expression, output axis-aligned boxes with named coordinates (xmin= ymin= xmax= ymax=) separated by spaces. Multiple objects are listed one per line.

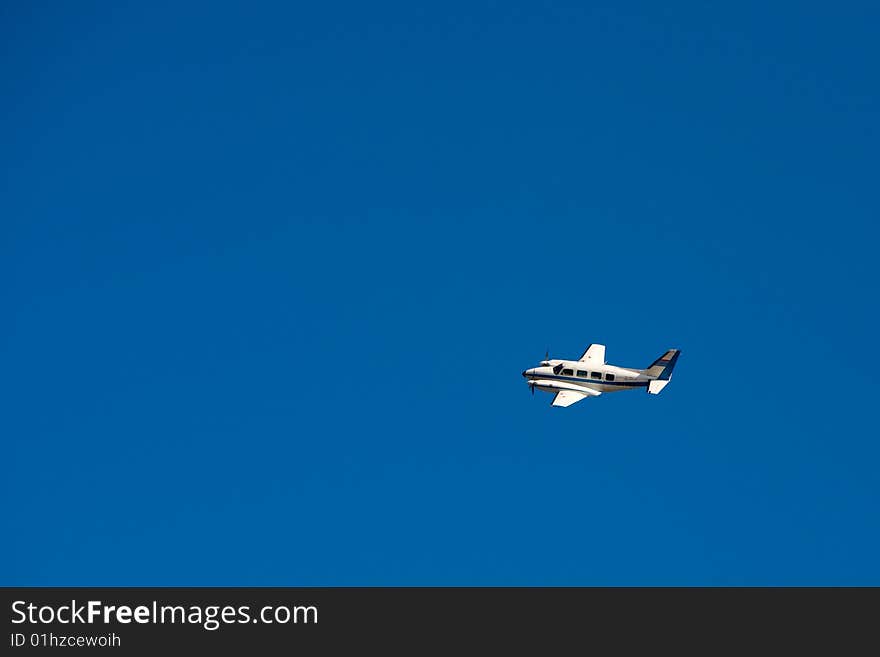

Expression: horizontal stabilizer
xmin=648 ymin=380 xmax=670 ymax=395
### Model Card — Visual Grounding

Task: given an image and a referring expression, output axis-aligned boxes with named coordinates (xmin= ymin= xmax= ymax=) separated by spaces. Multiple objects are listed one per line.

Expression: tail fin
xmin=644 ymin=349 xmax=681 ymax=380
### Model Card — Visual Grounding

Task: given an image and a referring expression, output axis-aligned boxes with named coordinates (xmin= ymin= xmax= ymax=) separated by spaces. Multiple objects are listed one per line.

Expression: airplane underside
xmin=531 ymin=381 xmax=633 ymax=395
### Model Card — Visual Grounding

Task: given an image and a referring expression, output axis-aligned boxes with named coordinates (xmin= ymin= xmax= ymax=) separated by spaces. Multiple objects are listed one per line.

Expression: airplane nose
xmin=521 ymin=370 xmax=528 ymax=378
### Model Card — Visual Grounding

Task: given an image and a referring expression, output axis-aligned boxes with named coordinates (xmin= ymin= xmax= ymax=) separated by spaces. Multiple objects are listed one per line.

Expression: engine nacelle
xmin=531 ymin=379 xmax=595 ymax=394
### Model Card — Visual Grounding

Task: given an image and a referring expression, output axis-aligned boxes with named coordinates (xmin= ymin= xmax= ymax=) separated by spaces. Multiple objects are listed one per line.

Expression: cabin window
xmin=577 ymin=370 xmax=588 ymax=377
xmin=605 ymin=373 xmax=615 ymax=382
xmin=562 ymin=368 xmax=573 ymax=376
xmin=591 ymin=372 xmax=601 ymax=379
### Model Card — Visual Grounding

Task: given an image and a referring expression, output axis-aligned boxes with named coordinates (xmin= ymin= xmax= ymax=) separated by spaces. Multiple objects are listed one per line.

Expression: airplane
xmin=521 ymin=344 xmax=680 ymax=407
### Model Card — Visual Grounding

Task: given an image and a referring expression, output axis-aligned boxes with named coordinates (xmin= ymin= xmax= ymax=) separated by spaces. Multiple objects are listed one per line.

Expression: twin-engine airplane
xmin=522 ymin=344 xmax=680 ymax=408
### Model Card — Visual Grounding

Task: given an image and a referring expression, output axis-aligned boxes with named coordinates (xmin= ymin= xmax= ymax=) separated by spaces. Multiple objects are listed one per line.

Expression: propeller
xmin=527 ymin=348 xmax=548 ymax=397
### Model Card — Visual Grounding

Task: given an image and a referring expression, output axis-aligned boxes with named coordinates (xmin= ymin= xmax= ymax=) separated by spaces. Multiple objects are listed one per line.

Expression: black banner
xmin=2 ymin=588 xmax=876 ymax=653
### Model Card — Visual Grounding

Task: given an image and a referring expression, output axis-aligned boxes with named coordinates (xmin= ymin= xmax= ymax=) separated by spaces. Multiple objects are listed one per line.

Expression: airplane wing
xmin=578 ymin=343 xmax=606 ymax=364
xmin=551 ymin=390 xmax=599 ymax=407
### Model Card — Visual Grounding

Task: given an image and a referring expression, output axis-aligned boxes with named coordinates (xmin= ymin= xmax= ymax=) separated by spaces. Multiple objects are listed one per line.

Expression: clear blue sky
xmin=3 ymin=1 xmax=878 ymax=585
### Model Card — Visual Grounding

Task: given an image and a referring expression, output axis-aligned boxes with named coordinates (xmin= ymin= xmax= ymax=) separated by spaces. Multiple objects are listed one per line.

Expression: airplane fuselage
xmin=522 ymin=361 xmax=647 ymax=396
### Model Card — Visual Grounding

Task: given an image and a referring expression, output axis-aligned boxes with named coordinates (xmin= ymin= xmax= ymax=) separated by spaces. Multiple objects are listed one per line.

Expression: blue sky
xmin=3 ymin=1 xmax=878 ymax=585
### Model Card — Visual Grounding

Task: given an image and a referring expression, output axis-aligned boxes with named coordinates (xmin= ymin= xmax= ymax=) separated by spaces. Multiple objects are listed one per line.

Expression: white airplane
xmin=521 ymin=344 xmax=680 ymax=407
